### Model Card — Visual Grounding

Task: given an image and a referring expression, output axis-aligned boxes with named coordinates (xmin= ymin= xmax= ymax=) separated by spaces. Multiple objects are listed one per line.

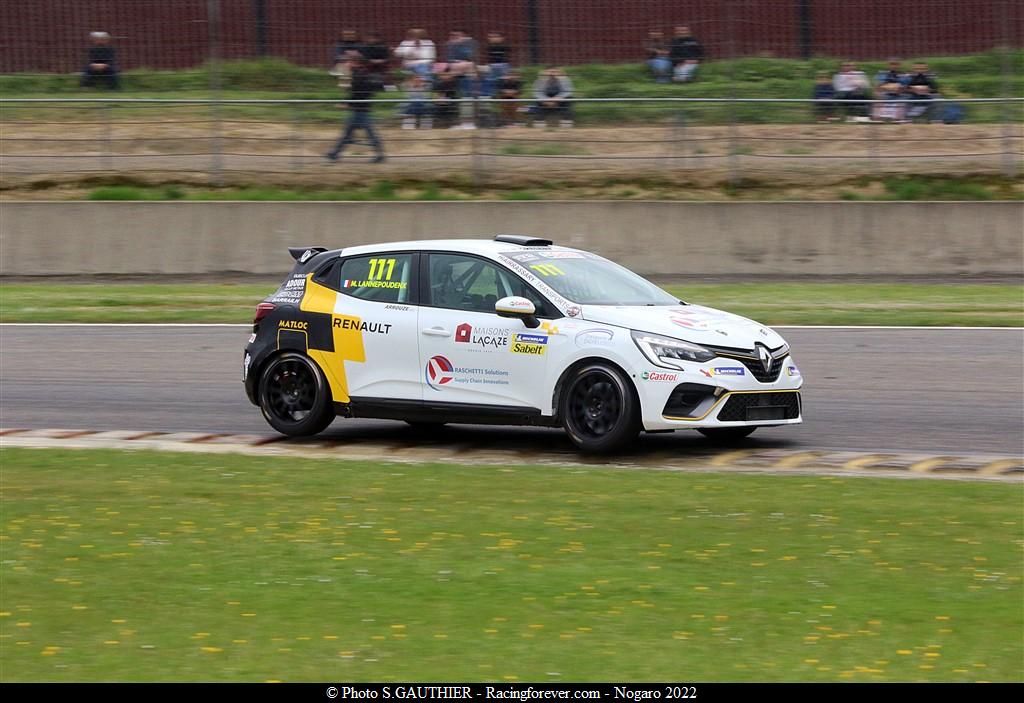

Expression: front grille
xmin=724 ymin=355 xmax=785 ymax=383
xmin=717 ymin=392 xmax=801 ymax=423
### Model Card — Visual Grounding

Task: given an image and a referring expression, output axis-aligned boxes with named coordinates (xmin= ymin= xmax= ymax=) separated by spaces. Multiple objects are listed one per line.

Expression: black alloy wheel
xmin=258 ymin=353 xmax=334 ymax=436
xmin=561 ymin=363 xmax=640 ymax=452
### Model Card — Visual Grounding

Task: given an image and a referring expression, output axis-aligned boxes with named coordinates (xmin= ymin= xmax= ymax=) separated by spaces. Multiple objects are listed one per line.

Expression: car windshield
xmin=501 ymin=250 xmax=678 ymax=306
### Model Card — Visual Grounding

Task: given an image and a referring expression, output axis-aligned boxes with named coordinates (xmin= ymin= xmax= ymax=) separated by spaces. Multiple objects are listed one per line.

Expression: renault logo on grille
xmin=756 ymin=344 xmax=772 ymax=373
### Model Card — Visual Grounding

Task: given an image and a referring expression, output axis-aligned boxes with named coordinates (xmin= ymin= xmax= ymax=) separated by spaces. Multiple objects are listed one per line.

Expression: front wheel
xmin=561 ymin=363 xmax=640 ymax=452
xmin=258 ymin=353 xmax=335 ymax=436
xmin=698 ymin=427 xmax=757 ymax=442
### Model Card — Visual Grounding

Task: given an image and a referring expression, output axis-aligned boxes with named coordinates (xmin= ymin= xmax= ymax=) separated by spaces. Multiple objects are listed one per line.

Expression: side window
xmin=428 ymin=253 xmax=552 ymax=316
xmin=338 ymin=253 xmax=414 ymax=303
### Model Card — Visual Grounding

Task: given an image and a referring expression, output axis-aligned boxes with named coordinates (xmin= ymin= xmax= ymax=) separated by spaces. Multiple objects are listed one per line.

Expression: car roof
xmin=337 ymin=239 xmax=578 ymax=258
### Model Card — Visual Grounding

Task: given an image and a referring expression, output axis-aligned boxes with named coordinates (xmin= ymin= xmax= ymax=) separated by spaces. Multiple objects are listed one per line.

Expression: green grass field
xmin=1 ymin=448 xmax=1020 ymax=682
xmin=2 ymin=53 xmax=1022 ymax=124
xmin=0 ymin=282 xmax=1020 ymax=326
xmin=75 ymin=176 xmax=1024 ymax=203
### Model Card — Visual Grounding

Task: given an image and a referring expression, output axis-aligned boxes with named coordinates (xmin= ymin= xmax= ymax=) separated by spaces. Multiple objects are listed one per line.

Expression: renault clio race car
xmin=243 ymin=235 xmax=802 ymax=452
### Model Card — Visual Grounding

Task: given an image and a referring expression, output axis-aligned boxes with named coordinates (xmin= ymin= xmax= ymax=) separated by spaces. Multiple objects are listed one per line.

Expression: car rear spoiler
xmin=288 ymin=246 xmax=327 ymax=264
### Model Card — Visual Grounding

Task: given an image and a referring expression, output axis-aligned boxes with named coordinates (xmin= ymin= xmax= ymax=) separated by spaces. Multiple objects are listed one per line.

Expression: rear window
xmin=337 ymin=254 xmax=414 ymax=303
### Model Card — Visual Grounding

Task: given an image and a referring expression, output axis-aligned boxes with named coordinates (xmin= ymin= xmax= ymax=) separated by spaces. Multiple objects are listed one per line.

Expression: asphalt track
xmin=1 ymin=325 xmax=1021 ymax=456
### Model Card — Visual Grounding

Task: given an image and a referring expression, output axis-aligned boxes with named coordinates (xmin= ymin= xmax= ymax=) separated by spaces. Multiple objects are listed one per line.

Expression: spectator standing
xmin=333 ymin=29 xmax=361 ymax=65
xmin=400 ymin=74 xmax=433 ymax=129
xmin=330 ymin=30 xmax=362 ymax=90
xmin=81 ymin=31 xmax=119 ymax=89
xmin=431 ymin=64 xmax=461 ymax=129
xmin=325 ymin=57 xmax=385 ymax=164
xmin=481 ymin=32 xmax=511 ymax=97
xmin=360 ymin=32 xmax=391 ymax=83
xmin=812 ymin=71 xmax=837 ymax=122
xmin=906 ymin=62 xmax=939 ymax=121
xmin=532 ymin=67 xmax=574 ymax=128
xmin=444 ymin=30 xmax=480 ymax=127
xmin=495 ymin=68 xmax=523 ymax=127
xmin=394 ymin=28 xmax=435 ymax=78
xmin=669 ymin=25 xmax=703 ymax=83
xmin=644 ymin=30 xmax=671 ymax=84
xmin=833 ymin=61 xmax=871 ymax=121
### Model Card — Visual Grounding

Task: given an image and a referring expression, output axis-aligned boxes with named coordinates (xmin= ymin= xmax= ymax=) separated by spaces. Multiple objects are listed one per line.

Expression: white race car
xmin=243 ymin=236 xmax=802 ymax=451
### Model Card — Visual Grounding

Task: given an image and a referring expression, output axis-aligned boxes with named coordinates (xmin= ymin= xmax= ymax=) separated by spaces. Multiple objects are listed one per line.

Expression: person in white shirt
xmin=832 ymin=61 xmax=871 ymax=120
xmin=394 ymin=28 xmax=436 ymax=78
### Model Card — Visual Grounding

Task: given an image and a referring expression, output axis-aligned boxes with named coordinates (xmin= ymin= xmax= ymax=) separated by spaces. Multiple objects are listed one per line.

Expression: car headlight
xmin=631 ymin=331 xmax=715 ymax=370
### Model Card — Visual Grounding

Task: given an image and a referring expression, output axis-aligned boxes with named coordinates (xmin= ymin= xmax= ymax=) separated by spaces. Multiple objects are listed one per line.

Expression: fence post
xmin=1000 ymin=0 xmax=1018 ymax=178
xmin=470 ymin=97 xmax=483 ymax=186
xmin=726 ymin=0 xmax=740 ymax=184
xmin=102 ymin=102 xmax=113 ymax=171
xmin=207 ymin=0 xmax=224 ymax=186
xmin=291 ymin=102 xmax=302 ymax=172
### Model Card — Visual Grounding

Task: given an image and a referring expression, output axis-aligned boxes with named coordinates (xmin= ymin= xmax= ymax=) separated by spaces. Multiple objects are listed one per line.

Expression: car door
xmin=319 ymin=251 xmax=421 ymax=400
xmin=418 ymin=252 xmax=552 ymax=409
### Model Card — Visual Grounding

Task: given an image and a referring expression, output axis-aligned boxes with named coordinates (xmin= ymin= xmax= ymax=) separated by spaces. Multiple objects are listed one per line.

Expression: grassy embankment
xmin=1 ymin=282 xmax=1021 ymax=326
xmin=2 ymin=448 xmax=1020 ymax=682
xmin=2 ymin=52 xmax=1021 ymax=124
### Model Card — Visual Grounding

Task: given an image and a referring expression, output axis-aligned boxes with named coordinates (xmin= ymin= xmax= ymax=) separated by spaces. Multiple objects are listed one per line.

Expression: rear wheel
xmin=258 ymin=353 xmax=335 ymax=436
xmin=561 ymin=363 xmax=640 ymax=452
xmin=698 ymin=427 xmax=757 ymax=442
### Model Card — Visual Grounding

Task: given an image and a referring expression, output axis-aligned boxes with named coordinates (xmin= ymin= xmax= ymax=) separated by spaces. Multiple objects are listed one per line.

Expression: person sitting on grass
xmin=531 ymin=67 xmax=574 ymax=128
xmin=873 ymin=58 xmax=909 ymax=122
xmin=832 ymin=61 xmax=871 ymax=121
xmin=644 ymin=30 xmax=671 ymax=84
xmin=812 ymin=71 xmax=838 ymax=122
xmin=495 ymin=68 xmax=524 ymax=127
xmin=669 ymin=25 xmax=703 ymax=83
xmin=906 ymin=62 xmax=939 ymax=121
xmin=81 ymin=31 xmax=119 ymax=89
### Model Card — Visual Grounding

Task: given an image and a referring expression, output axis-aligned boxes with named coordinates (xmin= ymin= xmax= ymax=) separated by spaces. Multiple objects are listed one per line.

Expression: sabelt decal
xmin=454 ymin=323 xmax=508 ymax=352
xmin=510 ymin=333 xmax=547 ymax=356
xmin=425 ymin=355 xmax=511 ymax=390
xmin=641 ymin=370 xmax=678 ymax=382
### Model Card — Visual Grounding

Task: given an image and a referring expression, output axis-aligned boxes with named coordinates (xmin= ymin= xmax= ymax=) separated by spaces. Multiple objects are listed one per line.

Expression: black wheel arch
xmin=551 ymin=356 xmax=640 ymax=424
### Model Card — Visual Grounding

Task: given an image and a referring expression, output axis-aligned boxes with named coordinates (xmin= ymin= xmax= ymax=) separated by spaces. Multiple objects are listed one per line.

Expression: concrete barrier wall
xmin=2 ymin=201 xmax=1021 ymax=277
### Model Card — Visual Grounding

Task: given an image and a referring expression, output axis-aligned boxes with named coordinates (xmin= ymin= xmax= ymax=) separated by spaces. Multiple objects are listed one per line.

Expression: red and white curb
xmin=2 ymin=427 xmax=1021 ymax=482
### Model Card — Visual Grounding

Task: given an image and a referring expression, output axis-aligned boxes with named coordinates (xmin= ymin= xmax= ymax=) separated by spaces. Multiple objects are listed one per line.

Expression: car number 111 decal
xmin=367 ymin=258 xmax=397 ymax=280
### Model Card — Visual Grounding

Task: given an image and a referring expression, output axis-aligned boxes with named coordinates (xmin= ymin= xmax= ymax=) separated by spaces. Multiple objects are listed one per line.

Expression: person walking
xmin=325 ymin=57 xmax=385 ymax=163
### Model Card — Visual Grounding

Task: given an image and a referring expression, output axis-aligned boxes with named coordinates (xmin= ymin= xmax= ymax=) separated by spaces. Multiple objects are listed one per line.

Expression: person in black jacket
xmin=668 ymin=25 xmax=703 ymax=83
xmin=325 ymin=58 xmax=385 ymax=163
xmin=81 ymin=32 xmax=119 ymax=89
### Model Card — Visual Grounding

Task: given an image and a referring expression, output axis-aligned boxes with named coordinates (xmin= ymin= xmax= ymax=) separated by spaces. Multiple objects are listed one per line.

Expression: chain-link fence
xmin=2 ymin=97 xmax=1021 ymax=187
xmin=1 ymin=0 xmax=1022 ymax=72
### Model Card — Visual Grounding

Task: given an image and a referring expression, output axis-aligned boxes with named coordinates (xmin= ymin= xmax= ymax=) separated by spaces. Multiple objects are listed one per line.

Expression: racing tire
xmin=258 ymin=352 xmax=335 ymax=436
xmin=698 ymin=427 xmax=757 ymax=442
xmin=560 ymin=362 xmax=640 ymax=453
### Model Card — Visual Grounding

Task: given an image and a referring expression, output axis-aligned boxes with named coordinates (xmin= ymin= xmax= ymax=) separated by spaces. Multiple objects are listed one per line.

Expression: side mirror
xmin=495 ymin=296 xmax=540 ymax=329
